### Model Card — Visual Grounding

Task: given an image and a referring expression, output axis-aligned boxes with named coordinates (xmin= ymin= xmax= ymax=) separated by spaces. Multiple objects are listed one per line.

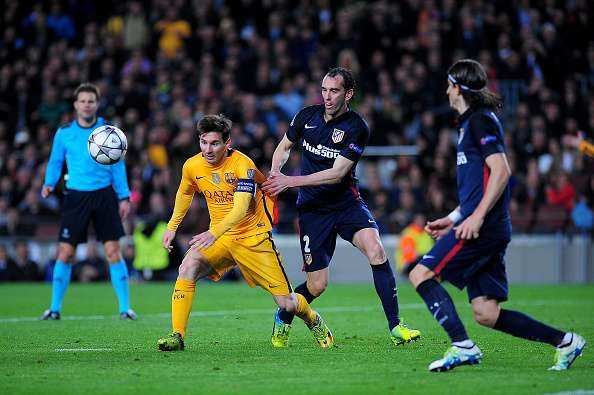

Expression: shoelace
xmin=275 ymin=324 xmax=290 ymax=336
xmin=310 ymin=320 xmax=327 ymax=340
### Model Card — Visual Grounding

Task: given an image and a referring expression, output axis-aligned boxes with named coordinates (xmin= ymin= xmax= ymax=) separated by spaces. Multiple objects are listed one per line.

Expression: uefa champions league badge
xmin=247 ymin=169 xmax=255 ymax=179
xmin=211 ymin=173 xmax=221 ymax=184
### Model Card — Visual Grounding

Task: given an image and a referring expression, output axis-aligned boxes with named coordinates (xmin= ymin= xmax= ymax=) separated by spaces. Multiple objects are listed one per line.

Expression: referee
xmin=40 ymin=83 xmax=136 ymax=320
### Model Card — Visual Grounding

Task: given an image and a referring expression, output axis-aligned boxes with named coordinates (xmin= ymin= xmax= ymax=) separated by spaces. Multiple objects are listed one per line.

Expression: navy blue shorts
xmin=419 ymin=230 xmax=510 ymax=302
xmin=298 ymin=202 xmax=379 ymax=272
xmin=59 ymin=187 xmax=125 ymax=246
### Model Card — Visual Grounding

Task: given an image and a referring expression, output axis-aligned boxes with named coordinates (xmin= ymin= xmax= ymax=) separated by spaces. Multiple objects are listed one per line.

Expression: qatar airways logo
xmin=302 ymin=139 xmax=340 ymax=159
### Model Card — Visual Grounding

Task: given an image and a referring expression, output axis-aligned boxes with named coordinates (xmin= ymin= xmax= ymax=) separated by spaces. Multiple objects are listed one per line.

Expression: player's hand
xmin=561 ymin=131 xmax=584 ymax=149
xmin=189 ymin=231 xmax=216 ymax=250
xmin=268 ymin=169 xmax=281 ymax=179
xmin=454 ymin=214 xmax=484 ymax=240
xmin=41 ymin=185 xmax=53 ymax=198
xmin=262 ymin=173 xmax=293 ymax=197
xmin=424 ymin=217 xmax=454 ymax=239
xmin=119 ymin=199 xmax=131 ymax=219
xmin=162 ymin=229 xmax=176 ymax=253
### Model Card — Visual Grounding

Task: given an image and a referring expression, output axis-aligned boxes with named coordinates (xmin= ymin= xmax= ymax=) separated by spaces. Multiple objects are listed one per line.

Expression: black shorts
xmin=59 ymin=187 xmax=125 ymax=246
xmin=419 ymin=229 xmax=510 ymax=302
xmin=298 ymin=202 xmax=379 ymax=272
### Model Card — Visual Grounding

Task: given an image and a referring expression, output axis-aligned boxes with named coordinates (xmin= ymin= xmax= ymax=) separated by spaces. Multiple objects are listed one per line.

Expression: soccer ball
xmin=88 ymin=125 xmax=128 ymax=165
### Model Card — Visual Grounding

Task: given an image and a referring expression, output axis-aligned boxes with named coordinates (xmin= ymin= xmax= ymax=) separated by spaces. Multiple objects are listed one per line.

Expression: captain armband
xmin=236 ymin=178 xmax=256 ymax=196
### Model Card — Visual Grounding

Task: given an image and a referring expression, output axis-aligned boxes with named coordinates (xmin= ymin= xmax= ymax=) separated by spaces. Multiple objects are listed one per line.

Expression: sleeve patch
xmin=480 ymin=135 xmax=498 ymax=145
xmin=348 ymin=143 xmax=363 ymax=154
xmin=236 ymin=178 xmax=256 ymax=195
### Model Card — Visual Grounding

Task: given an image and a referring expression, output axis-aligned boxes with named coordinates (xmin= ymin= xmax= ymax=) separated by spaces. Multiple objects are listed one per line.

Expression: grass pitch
xmin=0 ymin=282 xmax=592 ymax=394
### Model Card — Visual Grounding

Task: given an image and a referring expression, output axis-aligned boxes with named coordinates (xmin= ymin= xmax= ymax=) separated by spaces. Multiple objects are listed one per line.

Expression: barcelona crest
xmin=332 ymin=128 xmax=345 ymax=143
xmin=225 ymin=172 xmax=236 ymax=184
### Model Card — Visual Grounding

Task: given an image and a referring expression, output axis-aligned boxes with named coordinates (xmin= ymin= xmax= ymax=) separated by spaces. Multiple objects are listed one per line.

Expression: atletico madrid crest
xmin=332 ymin=128 xmax=345 ymax=143
xmin=304 ymin=253 xmax=313 ymax=265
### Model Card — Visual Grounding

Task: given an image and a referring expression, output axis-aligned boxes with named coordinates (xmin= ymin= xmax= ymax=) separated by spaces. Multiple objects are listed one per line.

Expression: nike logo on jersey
xmin=422 ymin=255 xmax=435 ymax=260
xmin=268 ymin=284 xmax=280 ymax=288
xmin=196 ymin=176 xmax=205 ymax=180
xmin=304 ymin=123 xmax=317 ymax=129
xmin=368 ymin=219 xmax=376 ymax=223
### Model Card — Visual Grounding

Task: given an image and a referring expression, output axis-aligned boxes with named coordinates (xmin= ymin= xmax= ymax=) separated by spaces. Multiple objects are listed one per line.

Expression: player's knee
xmin=307 ymin=279 xmax=327 ymax=297
xmin=178 ymin=255 xmax=205 ymax=280
xmin=57 ymin=245 xmax=75 ymax=263
xmin=366 ymin=243 xmax=386 ymax=265
xmin=409 ymin=265 xmax=434 ymax=288
xmin=104 ymin=245 xmax=121 ymax=263
xmin=472 ymin=304 xmax=499 ymax=327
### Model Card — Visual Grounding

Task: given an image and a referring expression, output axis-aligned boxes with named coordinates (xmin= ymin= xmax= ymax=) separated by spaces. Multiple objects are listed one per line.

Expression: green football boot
xmin=271 ymin=309 xmax=292 ymax=348
xmin=158 ymin=332 xmax=185 ymax=351
xmin=390 ymin=322 xmax=421 ymax=346
xmin=307 ymin=312 xmax=334 ymax=348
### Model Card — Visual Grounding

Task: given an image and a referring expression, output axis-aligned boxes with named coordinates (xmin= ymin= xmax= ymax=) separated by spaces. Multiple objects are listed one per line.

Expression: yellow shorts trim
xmin=196 ymin=232 xmax=292 ymax=296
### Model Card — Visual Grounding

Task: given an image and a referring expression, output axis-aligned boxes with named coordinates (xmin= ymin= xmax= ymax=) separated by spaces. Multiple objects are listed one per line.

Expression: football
xmin=88 ymin=125 xmax=128 ymax=165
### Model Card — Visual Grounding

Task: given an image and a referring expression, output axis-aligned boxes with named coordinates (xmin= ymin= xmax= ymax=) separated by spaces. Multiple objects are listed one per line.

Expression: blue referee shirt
xmin=44 ymin=117 xmax=130 ymax=200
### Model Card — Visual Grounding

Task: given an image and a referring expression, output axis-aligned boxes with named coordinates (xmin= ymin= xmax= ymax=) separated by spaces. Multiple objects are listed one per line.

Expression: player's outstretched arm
xmin=167 ymin=162 xmax=197 ymax=233
xmin=270 ymin=134 xmax=295 ymax=175
xmin=455 ymin=153 xmax=511 ymax=240
xmin=262 ymin=155 xmax=354 ymax=196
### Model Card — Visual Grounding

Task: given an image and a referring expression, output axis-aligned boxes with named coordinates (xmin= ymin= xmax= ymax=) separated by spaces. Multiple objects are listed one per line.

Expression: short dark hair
xmin=447 ymin=59 xmax=502 ymax=111
xmin=326 ymin=67 xmax=355 ymax=92
xmin=73 ymin=83 xmax=100 ymax=101
xmin=197 ymin=114 xmax=232 ymax=142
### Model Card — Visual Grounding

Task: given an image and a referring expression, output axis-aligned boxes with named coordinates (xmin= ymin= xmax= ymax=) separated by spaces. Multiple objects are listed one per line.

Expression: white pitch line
xmin=55 ymin=348 xmax=113 ymax=352
xmin=543 ymin=391 xmax=594 ymax=395
xmin=0 ymin=300 xmax=591 ymax=324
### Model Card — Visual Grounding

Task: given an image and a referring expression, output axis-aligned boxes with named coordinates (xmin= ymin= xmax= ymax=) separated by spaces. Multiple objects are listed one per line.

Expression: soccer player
xmin=408 ymin=59 xmax=586 ymax=372
xmin=157 ymin=114 xmax=333 ymax=351
xmin=262 ymin=67 xmax=420 ymax=347
xmin=41 ymin=83 xmax=135 ymax=320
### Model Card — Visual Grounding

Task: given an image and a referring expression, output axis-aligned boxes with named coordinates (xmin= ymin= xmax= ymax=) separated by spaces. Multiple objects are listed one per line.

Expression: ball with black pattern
xmin=88 ymin=125 xmax=128 ymax=165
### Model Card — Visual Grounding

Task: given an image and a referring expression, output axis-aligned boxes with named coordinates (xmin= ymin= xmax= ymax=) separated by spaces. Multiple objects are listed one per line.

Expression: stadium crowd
xmin=0 ymin=0 xmax=593 ymax=280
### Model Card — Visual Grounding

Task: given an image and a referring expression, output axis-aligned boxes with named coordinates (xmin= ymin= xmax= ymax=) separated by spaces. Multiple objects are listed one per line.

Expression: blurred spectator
xmin=572 ymin=195 xmax=593 ymax=233
xmin=546 ymin=170 xmax=577 ymax=211
xmin=74 ymin=240 xmax=108 ymax=283
xmin=154 ymin=9 xmax=191 ymax=59
xmin=0 ymin=244 xmax=14 ymax=282
xmin=8 ymin=240 xmax=40 ymax=281
xmin=123 ymin=2 xmax=149 ymax=50
xmin=395 ymin=213 xmax=434 ymax=275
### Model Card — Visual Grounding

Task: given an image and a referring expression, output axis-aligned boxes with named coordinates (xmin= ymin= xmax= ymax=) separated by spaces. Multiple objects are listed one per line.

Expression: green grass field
xmin=0 ymin=282 xmax=592 ymax=394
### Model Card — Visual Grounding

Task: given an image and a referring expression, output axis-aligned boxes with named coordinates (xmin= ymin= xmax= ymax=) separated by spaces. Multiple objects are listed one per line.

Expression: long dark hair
xmin=447 ymin=59 xmax=503 ymax=111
